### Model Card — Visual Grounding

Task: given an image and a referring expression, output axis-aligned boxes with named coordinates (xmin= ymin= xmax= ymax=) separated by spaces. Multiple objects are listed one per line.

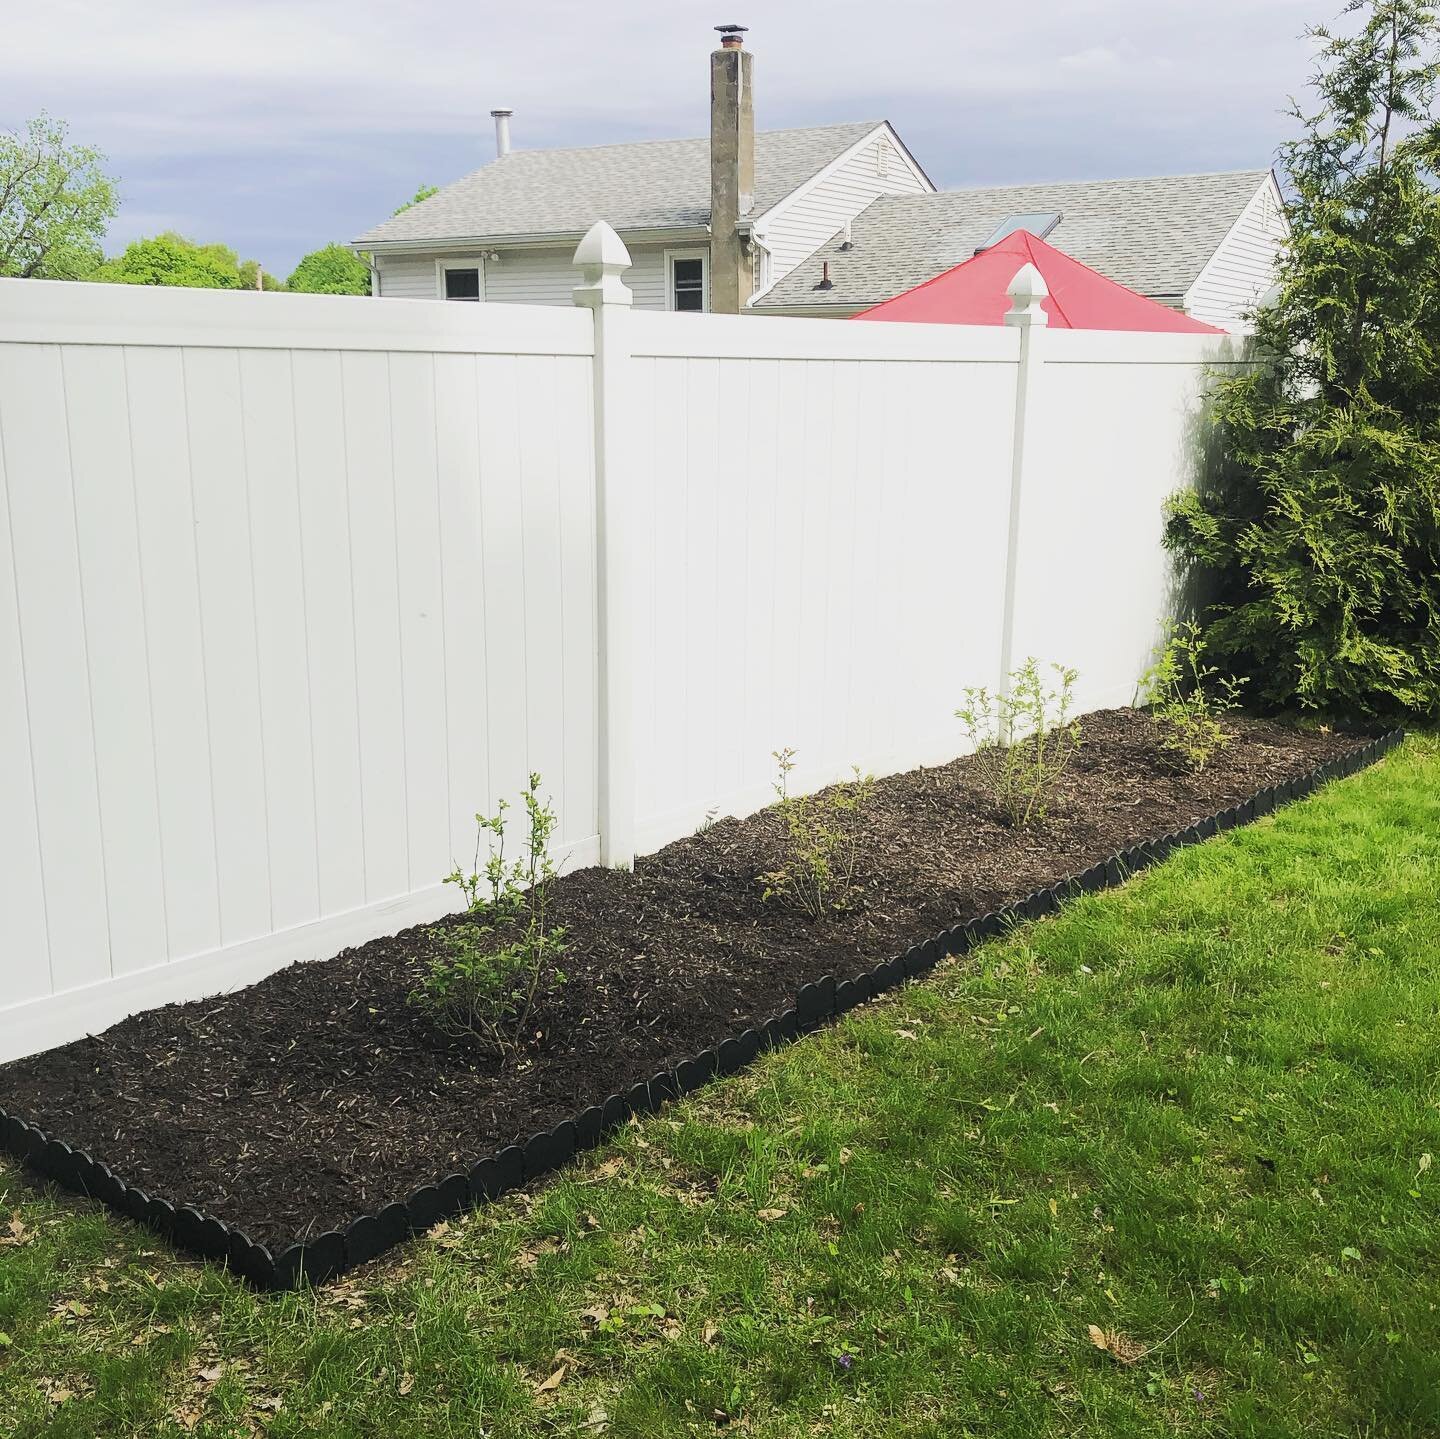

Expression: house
xmin=353 ymin=25 xmax=1285 ymax=332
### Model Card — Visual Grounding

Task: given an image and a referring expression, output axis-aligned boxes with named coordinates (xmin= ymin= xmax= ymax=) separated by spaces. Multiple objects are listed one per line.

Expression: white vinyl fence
xmin=0 ymin=228 xmax=1245 ymax=1061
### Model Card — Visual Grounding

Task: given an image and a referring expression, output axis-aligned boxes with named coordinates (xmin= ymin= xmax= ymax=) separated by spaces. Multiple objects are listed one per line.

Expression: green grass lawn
xmin=2 ymin=736 xmax=1438 ymax=1439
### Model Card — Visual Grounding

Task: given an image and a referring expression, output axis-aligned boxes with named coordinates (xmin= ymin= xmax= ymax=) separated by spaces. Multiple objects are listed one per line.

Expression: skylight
xmin=974 ymin=212 xmax=1063 ymax=254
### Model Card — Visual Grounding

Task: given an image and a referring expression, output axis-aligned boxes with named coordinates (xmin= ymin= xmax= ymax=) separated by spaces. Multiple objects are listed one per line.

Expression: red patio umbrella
xmin=852 ymin=229 xmax=1223 ymax=333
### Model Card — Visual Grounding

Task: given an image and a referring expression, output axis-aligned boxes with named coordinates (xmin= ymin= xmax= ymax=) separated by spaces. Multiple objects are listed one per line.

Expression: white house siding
xmin=758 ymin=132 xmax=932 ymax=288
xmin=1183 ymin=177 xmax=1288 ymax=331
xmin=375 ymin=245 xmax=672 ymax=308
xmin=372 ymin=253 xmax=433 ymax=299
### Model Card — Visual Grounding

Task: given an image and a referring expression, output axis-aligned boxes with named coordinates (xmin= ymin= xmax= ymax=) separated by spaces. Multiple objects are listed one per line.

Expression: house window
xmin=666 ymin=250 xmax=708 ymax=311
xmin=444 ymin=267 xmax=481 ymax=300
xmin=436 ymin=257 xmax=485 ymax=300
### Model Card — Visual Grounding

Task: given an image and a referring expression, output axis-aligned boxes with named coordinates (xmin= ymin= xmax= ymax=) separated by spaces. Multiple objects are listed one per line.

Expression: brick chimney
xmin=710 ymin=24 xmax=755 ymax=314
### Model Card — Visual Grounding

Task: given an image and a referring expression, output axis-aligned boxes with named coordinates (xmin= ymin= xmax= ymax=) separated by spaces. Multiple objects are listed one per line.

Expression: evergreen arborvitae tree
xmin=1166 ymin=0 xmax=1440 ymax=719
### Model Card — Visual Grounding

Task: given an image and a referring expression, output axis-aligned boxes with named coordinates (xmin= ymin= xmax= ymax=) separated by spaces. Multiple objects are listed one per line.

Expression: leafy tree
xmin=1166 ymin=0 xmax=1440 ymax=719
xmin=239 ymin=258 xmax=285 ymax=292
xmin=393 ymin=184 xmax=438 ymax=215
xmin=0 ymin=113 xmax=117 ymax=279
xmin=286 ymin=242 xmax=372 ymax=295
xmin=95 ymin=232 xmax=272 ymax=290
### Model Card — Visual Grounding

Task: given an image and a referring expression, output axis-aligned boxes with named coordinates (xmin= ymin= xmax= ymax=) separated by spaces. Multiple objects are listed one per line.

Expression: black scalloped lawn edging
xmin=0 ymin=730 xmax=1405 ymax=1290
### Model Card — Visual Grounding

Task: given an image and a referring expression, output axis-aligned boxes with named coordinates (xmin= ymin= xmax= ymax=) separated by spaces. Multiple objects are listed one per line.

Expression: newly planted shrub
xmin=1140 ymin=621 xmax=1247 ymax=771
xmin=416 ymin=774 xmax=566 ymax=1051
xmin=761 ymin=748 xmax=874 ymax=921
xmin=956 ymin=659 xmax=1082 ymax=826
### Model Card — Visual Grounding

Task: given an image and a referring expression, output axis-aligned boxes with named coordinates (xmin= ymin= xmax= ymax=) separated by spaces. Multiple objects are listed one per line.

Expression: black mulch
xmin=0 ymin=709 xmax=1361 ymax=1246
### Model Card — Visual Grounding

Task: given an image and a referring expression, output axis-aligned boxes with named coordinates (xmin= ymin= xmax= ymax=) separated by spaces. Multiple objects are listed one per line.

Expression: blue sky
xmin=5 ymin=0 xmax=1327 ymax=279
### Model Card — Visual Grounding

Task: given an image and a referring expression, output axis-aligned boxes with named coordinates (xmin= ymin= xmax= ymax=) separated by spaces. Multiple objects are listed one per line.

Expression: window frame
xmin=435 ymin=255 xmax=487 ymax=301
xmin=664 ymin=247 xmax=709 ymax=313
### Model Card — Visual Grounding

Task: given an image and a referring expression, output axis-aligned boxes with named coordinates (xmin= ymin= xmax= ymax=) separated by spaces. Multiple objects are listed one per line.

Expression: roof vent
xmin=714 ymin=23 xmax=748 ymax=48
xmin=490 ymin=108 xmax=514 ymax=158
xmin=815 ymin=260 xmax=834 ymax=291
xmin=974 ymin=211 xmax=1062 ymax=255
xmin=839 ymin=220 xmax=854 ymax=251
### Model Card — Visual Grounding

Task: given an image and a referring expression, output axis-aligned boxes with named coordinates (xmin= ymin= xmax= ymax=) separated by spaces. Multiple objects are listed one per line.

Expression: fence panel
xmin=626 ymin=312 xmax=1022 ymax=844
xmin=0 ymin=282 xmax=600 ymax=1060
xmin=1010 ymin=329 xmax=1248 ymax=715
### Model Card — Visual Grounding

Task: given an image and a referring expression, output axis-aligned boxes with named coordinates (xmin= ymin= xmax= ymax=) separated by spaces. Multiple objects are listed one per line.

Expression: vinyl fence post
xmin=997 ymin=262 xmax=1049 ymax=738
xmin=573 ymin=221 xmax=637 ymax=868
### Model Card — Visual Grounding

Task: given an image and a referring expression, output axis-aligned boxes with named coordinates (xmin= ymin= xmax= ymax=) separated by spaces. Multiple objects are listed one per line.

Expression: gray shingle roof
xmin=355 ymin=122 xmax=883 ymax=246
xmin=753 ymin=170 xmax=1273 ymax=310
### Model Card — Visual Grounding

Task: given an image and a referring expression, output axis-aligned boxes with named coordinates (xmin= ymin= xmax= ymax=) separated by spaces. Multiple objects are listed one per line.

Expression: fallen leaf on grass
xmin=536 ymin=1363 xmax=567 ymax=1393
xmin=197 ymin=1363 xmax=224 ymax=1383
xmin=702 ymin=1323 xmax=720 ymax=1345
xmin=398 ymin=1373 xmax=415 ymax=1396
xmin=323 ymin=1285 xmax=368 ymax=1311
xmin=516 ymin=1235 xmax=566 ymax=1271
xmin=756 ymin=1208 xmax=787 ymax=1222
xmin=52 ymin=1299 xmax=91 ymax=1320
xmin=580 ymin=1403 xmax=609 ymax=1431
xmin=2 ymin=1216 xmax=31 ymax=1247
xmin=1087 ymin=1324 xmax=1144 ymax=1364
xmin=580 ymin=1303 xmax=610 ymax=1326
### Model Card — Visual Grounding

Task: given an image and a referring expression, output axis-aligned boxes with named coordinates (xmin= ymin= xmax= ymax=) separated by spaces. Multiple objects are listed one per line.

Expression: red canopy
xmin=852 ymin=230 xmax=1222 ymax=333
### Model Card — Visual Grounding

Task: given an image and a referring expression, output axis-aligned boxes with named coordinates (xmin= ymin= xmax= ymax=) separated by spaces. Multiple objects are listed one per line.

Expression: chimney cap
xmin=489 ymin=107 xmax=514 ymax=117
xmin=715 ymin=23 xmax=748 ymax=47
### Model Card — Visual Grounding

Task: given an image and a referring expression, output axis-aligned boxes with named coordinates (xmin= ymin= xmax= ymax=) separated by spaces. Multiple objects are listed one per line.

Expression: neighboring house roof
xmin=754 ymin=169 xmax=1273 ymax=311
xmin=355 ymin=121 xmax=884 ymax=248
xmin=852 ymin=230 xmax=1222 ymax=332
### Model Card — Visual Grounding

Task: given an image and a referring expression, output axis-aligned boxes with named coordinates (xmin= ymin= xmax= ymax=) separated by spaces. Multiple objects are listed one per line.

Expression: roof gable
xmin=356 ymin=122 xmax=884 ymax=247
xmin=754 ymin=170 xmax=1274 ymax=310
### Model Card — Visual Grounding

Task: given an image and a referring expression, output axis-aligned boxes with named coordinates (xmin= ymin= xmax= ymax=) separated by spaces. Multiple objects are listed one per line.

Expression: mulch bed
xmin=0 ymin=709 xmax=1362 ymax=1248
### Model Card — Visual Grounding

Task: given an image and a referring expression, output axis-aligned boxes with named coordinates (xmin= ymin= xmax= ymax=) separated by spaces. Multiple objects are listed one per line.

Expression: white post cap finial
xmin=573 ymin=221 xmax=633 ymax=308
xmin=1004 ymin=262 xmax=1050 ymax=328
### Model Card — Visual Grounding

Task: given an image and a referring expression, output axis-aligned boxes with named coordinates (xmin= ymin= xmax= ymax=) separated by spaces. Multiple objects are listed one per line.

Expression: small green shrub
xmin=761 ymin=748 xmax=874 ymax=921
xmin=1140 ymin=621 xmax=1247 ymax=771
xmin=415 ymin=773 xmax=566 ymax=1052
xmin=956 ymin=659 xmax=1082 ymax=827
